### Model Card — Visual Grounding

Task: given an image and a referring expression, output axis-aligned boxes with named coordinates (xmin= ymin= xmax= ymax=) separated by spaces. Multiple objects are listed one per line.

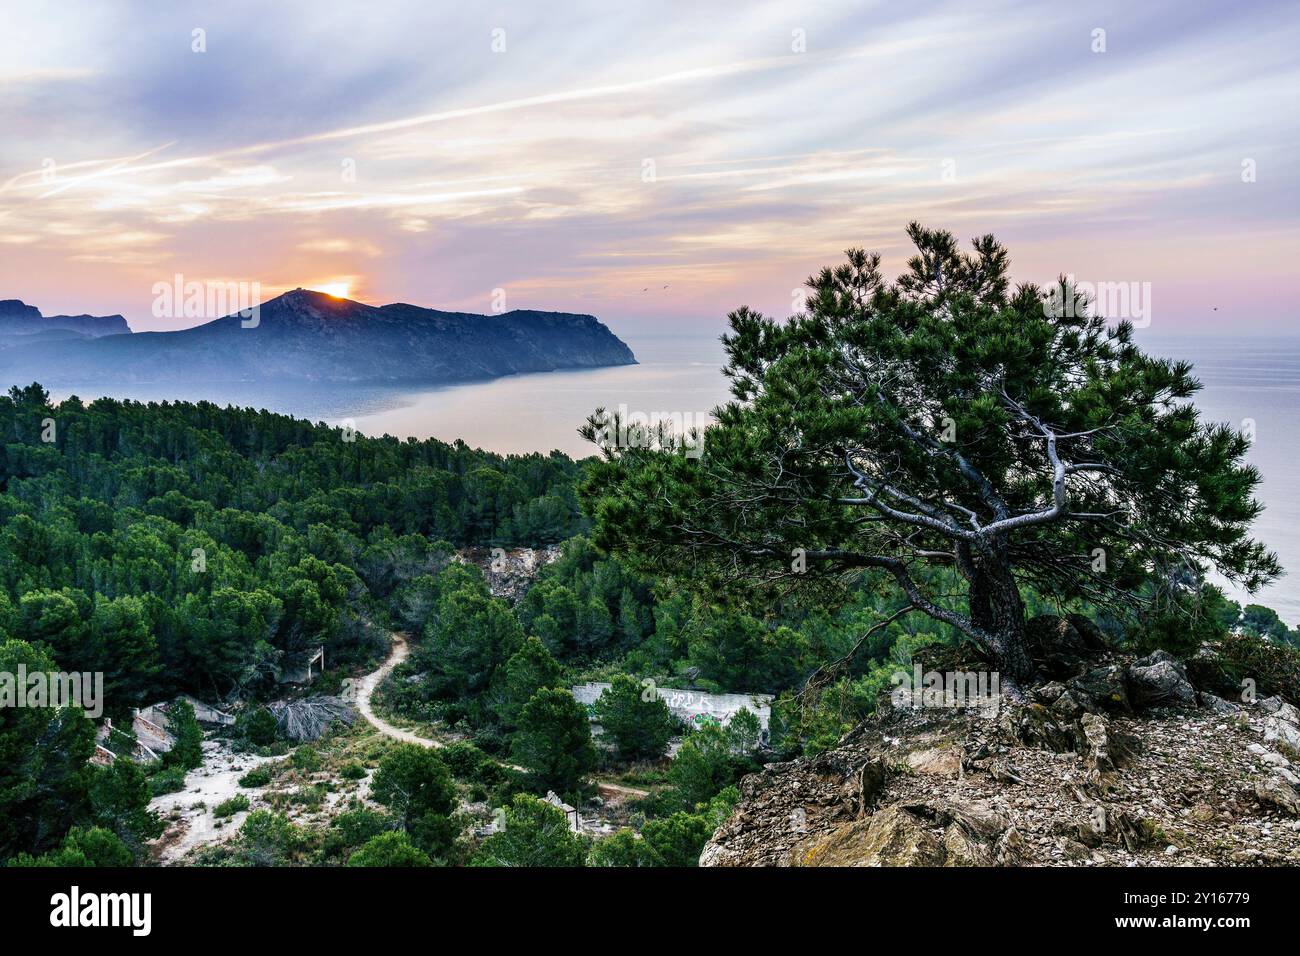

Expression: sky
xmin=1 ymin=0 xmax=1297 ymax=337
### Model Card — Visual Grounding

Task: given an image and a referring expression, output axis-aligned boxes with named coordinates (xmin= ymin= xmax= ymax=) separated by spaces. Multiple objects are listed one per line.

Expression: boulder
xmin=1274 ymin=766 xmax=1300 ymax=787
xmin=942 ymin=821 xmax=995 ymax=866
xmin=1255 ymin=777 xmax=1300 ymax=816
xmin=793 ymin=805 xmax=945 ymax=867
xmin=994 ymin=827 xmax=1025 ymax=866
xmin=1259 ymin=696 xmax=1300 ymax=727
xmin=1197 ymin=691 xmax=1239 ymax=714
xmin=1076 ymin=806 xmax=1150 ymax=852
xmin=794 ymin=798 xmax=1014 ymax=867
xmin=856 ymin=758 xmax=889 ymax=812
xmin=1059 ymin=838 xmax=1091 ymax=860
xmin=1030 ymin=681 xmax=1067 ymax=705
xmin=1080 ymin=712 xmax=1115 ymax=772
xmin=905 ymin=746 xmax=962 ymax=778
xmin=1263 ymin=716 xmax=1300 ymax=754
xmin=1024 ymin=615 xmax=1108 ymax=680
xmin=1128 ymin=651 xmax=1197 ymax=709
xmin=997 ymin=702 xmax=1077 ymax=753
xmin=1049 ymin=689 xmax=1087 ymax=720
xmin=1070 ymin=664 xmax=1132 ymax=713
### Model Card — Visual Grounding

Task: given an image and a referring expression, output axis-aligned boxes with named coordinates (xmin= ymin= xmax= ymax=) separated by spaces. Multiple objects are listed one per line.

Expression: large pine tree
xmin=581 ymin=224 xmax=1279 ymax=688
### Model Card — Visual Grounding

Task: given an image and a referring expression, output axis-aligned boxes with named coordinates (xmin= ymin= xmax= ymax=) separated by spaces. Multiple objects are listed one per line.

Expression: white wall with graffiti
xmin=570 ymin=682 xmax=773 ymax=733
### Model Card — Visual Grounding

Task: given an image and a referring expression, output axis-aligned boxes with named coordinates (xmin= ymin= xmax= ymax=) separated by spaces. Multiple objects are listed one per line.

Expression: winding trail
xmin=355 ymin=632 xmax=444 ymax=749
xmin=354 ymin=632 xmax=647 ymax=797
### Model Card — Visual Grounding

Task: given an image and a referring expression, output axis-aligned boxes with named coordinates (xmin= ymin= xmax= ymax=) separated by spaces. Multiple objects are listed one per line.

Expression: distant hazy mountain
xmin=0 ymin=289 xmax=636 ymax=387
xmin=0 ymin=299 xmax=131 ymax=338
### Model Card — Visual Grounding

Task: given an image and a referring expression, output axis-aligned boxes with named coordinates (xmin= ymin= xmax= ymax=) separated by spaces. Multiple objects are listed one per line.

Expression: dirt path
xmin=355 ymin=633 xmax=537 ymax=775
xmin=354 ymin=632 xmax=445 ymax=749
xmin=596 ymin=781 xmax=650 ymax=799
xmin=150 ymin=634 xmax=447 ymax=864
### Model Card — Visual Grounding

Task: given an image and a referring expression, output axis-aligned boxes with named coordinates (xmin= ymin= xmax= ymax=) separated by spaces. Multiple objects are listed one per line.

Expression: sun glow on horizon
xmin=310 ymin=281 xmax=352 ymax=299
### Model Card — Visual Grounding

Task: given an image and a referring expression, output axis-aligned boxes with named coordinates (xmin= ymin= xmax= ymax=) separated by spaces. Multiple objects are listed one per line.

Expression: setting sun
xmin=311 ymin=281 xmax=351 ymax=299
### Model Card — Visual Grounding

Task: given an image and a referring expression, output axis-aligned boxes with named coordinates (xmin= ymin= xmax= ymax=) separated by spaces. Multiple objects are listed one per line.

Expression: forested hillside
xmin=0 ymin=382 xmax=587 ymax=708
xmin=3 ymin=371 xmax=1297 ymax=869
xmin=0 ymin=380 xmax=984 ymax=866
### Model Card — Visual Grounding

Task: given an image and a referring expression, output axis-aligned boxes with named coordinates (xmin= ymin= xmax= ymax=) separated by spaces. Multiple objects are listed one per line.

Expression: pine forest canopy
xmin=0 ymin=386 xmax=590 ymax=706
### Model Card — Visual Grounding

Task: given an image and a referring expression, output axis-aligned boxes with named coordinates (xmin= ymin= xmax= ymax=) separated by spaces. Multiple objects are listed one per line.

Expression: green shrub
xmin=233 ymin=810 xmax=302 ymax=866
xmin=640 ymin=812 xmax=714 ymax=867
xmin=588 ymin=829 xmax=655 ymax=867
xmin=643 ymin=788 xmax=738 ymax=866
xmin=488 ymin=767 xmax=530 ymax=808
xmin=312 ymin=669 xmax=345 ymax=696
xmin=348 ymin=831 xmax=431 ymax=867
xmin=326 ymin=808 xmax=392 ymax=855
xmin=214 ymin=794 xmax=251 ymax=818
xmin=290 ymin=745 xmax=321 ymax=772
xmin=593 ymin=674 xmax=676 ymax=762
xmin=339 ymin=762 xmax=367 ymax=781
xmin=1189 ymin=633 xmax=1300 ymax=705
xmin=239 ymin=767 xmax=272 ymax=788
xmin=368 ymin=745 xmax=460 ymax=858
xmin=149 ymin=765 xmax=188 ymax=796
xmin=661 ymin=723 xmax=752 ymax=810
xmin=290 ymin=784 xmax=327 ymax=807
xmin=1129 ymin=602 xmax=1228 ymax=660
xmin=440 ymin=741 xmax=501 ymax=785
xmin=165 ymin=699 xmax=205 ymax=771
xmin=471 ymin=794 xmax=589 ymax=867
xmin=238 ymin=707 xmax=279 ymax=747
xmin=7 ymin=827 xmax=134 ymax=868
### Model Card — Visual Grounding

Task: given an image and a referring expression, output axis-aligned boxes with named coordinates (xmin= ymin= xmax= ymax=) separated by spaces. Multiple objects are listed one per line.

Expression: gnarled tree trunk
xmin=967 ymin=555 xmax=1037 ymax=688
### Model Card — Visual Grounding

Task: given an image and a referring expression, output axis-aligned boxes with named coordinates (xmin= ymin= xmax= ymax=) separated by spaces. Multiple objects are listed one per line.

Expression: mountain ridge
xmin=0 ymin=298 xmax=131 ymax=338
xmin=0 ymin=289 xmax=637 ymax=387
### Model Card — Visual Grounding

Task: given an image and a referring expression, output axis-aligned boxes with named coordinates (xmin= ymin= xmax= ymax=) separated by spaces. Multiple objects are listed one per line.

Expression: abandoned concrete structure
xmin=280 ymin=646 xmax=325 ymax=684
xmin=91 ymin=695 xmax=234 ymax=765
xmin=144 ymin=694 xmax=235 ymax=728
xmin=571 ymin=682 xmax=774 ymax=732
xmin=94 ymin=708 xmax=176 ymax=764
xmin=544 ymin=791 xmax=581 ymax=832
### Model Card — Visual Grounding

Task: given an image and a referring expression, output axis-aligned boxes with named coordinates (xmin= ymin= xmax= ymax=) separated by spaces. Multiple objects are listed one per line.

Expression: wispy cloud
xmin=0 ymin=0 xmax=1296 ymax=332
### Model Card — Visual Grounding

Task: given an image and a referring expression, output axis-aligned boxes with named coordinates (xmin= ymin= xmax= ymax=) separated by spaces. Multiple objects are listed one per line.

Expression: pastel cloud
xmin=0 ymin=0 xmax=1296 ymax=334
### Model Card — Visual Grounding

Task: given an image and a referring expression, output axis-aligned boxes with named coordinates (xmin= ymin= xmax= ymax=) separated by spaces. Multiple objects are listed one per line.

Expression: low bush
xmin=1189 ymin=633 xmax=1300 ymax=705
xmin=348 ymin=831 xmax=431 ymax=867
xmin=237 ymin=707 xmax=279 ymax=747
xmin=239 ymin=767 xmax=273 ymax=788
xmin=290 ymin=745 xmax=321 ymax=773
xmin=149 ymin=766 xmax=188 ymax=796
xmin=440 ymin=741 xmax=502 ymax=786
xmin=214 ymin=794 xmax=251 ymax=818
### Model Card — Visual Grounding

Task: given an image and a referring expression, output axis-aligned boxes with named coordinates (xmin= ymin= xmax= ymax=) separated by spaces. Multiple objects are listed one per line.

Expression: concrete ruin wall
xmin=571 ymin=682 xmax=773 ymax=731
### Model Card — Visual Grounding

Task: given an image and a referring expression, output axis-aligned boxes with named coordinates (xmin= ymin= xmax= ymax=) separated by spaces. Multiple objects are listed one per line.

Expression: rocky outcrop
xmin=1127 ymin=649 xmax=1197 ymax=708
xmin=1069 ymin=664 xmax=1131 ymax=712
xmin=454 ymin=546 xmax=561 ymax=603
xmin=790 ymin=799 xmax=1024 ymax=867
xmin=702 ymin=632 xmax=1300 ymax=867
xmin=1024 ymin=614 xmax=1109 ymax=680
xmin=1256 ymin=776 xmax=1300 ymax=815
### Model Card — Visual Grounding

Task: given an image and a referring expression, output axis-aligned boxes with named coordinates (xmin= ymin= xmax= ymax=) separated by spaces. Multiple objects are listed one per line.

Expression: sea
xmin=45 ymin=326 xmax=1300 ymax=624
